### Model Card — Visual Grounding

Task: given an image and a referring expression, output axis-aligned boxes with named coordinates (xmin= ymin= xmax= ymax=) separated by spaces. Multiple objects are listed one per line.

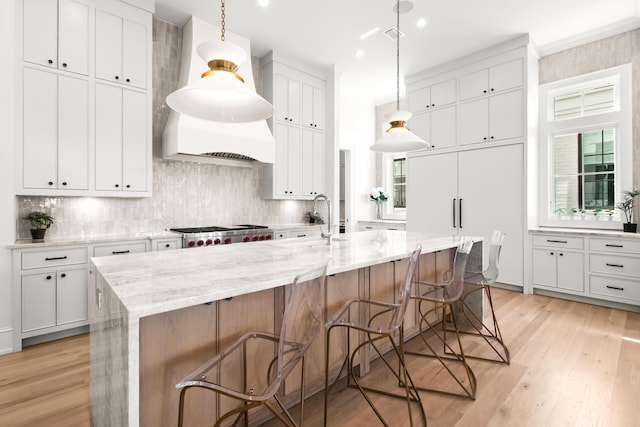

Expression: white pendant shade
xmin=370 ymin=110 xmax=428 ymax=153
xmin=166 ymin=40 xmax=274 ymax=123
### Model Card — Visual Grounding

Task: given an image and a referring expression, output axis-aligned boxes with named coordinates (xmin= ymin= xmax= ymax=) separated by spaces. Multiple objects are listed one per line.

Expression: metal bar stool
xmin=176 ymin=261 xmax=329 ymax=427
xmin=404 ymin=238 xmax=477 ymax=400
xmin=323 ymin=245 xmax=426 ymax=427
xmin=458 ymin=230 xmax=510 ymax=364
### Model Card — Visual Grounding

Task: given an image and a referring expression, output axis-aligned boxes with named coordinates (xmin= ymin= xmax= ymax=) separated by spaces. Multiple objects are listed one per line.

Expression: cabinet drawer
xmin=590 ymin=275 xmax=640 ymax=303
xmin=154 ymin=240 xmax=179 ymax=251
xmin=532 ymin=234 xmax=583 ymax=250
xmin=22 ymin=247 xmax=88 ymax=270
xmin=288 ymin=230 xmax=314 ymax=239
xmin=94 ymin=241 xmax=147 ymax=257
xmin=589 ymin=254 xmax=640 ymax=278
xmin=590 ymin=238 xmax=640 ymax=255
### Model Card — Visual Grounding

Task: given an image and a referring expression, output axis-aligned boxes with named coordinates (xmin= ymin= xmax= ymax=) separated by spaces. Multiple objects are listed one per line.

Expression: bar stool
xmin=459 ymin=230 xmax=510 ymax=364
xmin=324 ymin=245 xmax=426 ymax=427
xmin=176 ymin=260 xmax=328 ymax=427
xmin=405 ymin=238 xmax=477 ymax=399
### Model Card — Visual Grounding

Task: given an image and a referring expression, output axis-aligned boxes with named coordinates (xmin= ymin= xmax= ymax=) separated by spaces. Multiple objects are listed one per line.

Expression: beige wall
xmin=15 ymin=18 xmax=311 ymax=240
xmin=539 ymin=28 xmax=640 ymax=187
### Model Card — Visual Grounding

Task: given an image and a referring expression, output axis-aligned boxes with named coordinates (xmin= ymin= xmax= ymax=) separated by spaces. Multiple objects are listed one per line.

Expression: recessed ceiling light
xmin=355 ymin=50 xmax=364 ymax=58
xmin=258 ymin=0 xmax=269 ymax=7
xmin=360 ymin=27 xmax=380 ymax=40
xmin=417 ymin=18 xmax=427 ymax=28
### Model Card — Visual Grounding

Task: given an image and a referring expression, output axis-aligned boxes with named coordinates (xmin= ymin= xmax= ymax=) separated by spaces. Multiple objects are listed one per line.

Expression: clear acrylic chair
xmin=459 ymin=230 xmax=510 ymax=364
xmin=404 ymin=238 xmax=477 ymax=400
xmin=324 ymin=245 xmax=426 ymax=427
xmin=176 ymin=260 xmax=328 ymax=427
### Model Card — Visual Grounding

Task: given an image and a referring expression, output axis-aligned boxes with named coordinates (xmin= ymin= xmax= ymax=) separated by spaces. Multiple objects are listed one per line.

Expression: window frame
xmin=381 ymin=152 xmax=407 ymax=219
xmin=538 ymin=64 xmax=632 ymax=229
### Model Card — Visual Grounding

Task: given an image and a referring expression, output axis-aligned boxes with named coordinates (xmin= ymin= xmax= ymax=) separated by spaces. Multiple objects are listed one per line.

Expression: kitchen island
xmin=89 ymin=230 xmax=481 ymax=427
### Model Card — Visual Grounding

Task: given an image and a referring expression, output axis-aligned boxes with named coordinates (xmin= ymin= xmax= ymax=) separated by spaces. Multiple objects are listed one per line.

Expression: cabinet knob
xmin=284 ymin=117 xmax=288 ymax=121
xmin=46 ymin=275 xmax=52 ymax=280
xmin=483 ymin=137 xmax=487 ymax=141
xmin=62 ymin=63 xmax=67 ymax=68
xmin=48 ymin=59 xmax=53 ymax=64
xmin=60 ymin=273 xmax=66 ymax=278
xmin=490 ymin=136 xmax=494 ymax=139
xmin=126 ymin=184 xmax=131 ymax=188
xmin=426 ymin=105 xmax=430 ymax=109
xmin=48 ymin=181 xmax=54 ymax=186
xmin=491 ymin=88 xmax=495 ymax=92
xmin=483 ymin=90 xmax=487 ymax=94
xmin=115 ymin=184 xmax=120 ymax=188
xmin=165 ymin=243 xmax=170 ymax=248
xmin=550 ymin=252 xmax=554 ymax=255
xmin=431 ymin=104 xmax=435 ymax=107
xmin=115 ymin=76 xmax=119 ymax=80
xmin=289 ymin=118 xmax=293 ymax=122
xmin=126 ymin=78 xmax=131 ymax=83
xmin=62 ymin=181 xmax=67 ymax=186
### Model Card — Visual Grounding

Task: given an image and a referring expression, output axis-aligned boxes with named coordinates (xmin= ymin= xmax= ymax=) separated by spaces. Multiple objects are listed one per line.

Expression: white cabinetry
xmin=262 ymin=53 xmax=327 ymax=200
xmin=95 ymin=9 xmax=148 ymax=89
xmin=588 ymin=237 xmax=640 ymax=305
xmin=93 ymin=241 xmax=148 ymax=257
xmin=152 ymin=238 xmax=181 ymax=251
xmin=407 ymin=78 xmax=457 ymax=150
xmin=458 ymin=58 xmax=523 ymax=101
xmin=358 ymin=221 xmax=406 ymax=231
xmin=23 ymin=68 xmax=89 ymax=191
xmin=95 ymin=84 xmax=149 ymax=193
xmin=407 ymin=144 xmax=524 ymax=286
xmin=458 ymin=89 xmax=524 ymax=146
xmin=531 ymin=235 xmax=585 ymax=292
xmin=23 ymin=0 xmax=89 ymax=75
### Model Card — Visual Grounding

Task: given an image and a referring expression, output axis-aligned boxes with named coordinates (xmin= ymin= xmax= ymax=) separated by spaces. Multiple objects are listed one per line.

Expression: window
xmin=393 ymin=158 xmax=406 ymax=208
xmin=539 ymin=64 xmax=632 ymax=228
xmin=381 ymin=153 xmax=407 ymax=219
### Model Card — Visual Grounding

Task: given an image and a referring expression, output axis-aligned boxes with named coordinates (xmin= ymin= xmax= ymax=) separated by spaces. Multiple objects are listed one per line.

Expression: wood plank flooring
xmin=1 ymin=288 xmax=639 ymax=426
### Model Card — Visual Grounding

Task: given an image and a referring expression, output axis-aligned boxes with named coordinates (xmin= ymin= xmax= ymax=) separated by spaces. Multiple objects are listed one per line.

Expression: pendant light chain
xmin=220 ymin=0 xmax=226 ymax=42
xmin=395 ymin=0 xmax=400 ymax=111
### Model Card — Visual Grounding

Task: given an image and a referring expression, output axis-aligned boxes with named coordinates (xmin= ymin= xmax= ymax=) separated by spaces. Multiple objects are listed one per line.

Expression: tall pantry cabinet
xmin=16 ymin=0 xmax=152 ymax=198
xmin=406 ymin=36 xmax=538 ymax=287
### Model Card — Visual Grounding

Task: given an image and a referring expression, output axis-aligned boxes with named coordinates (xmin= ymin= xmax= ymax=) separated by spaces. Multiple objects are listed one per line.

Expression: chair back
xmin=483 ymin=230 xmax=505 ymax=284
xmin=277 ymin=260 xmax=328 ymax=380
xmin=447 ymin=238 xmax=474 ymax=301
xmin=390 ymin=244 xmax=422 ymax=331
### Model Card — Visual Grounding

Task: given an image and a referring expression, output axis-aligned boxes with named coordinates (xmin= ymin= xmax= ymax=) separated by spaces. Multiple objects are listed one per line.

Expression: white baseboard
xmin=0 ymin=327 xmax=15 ymax=355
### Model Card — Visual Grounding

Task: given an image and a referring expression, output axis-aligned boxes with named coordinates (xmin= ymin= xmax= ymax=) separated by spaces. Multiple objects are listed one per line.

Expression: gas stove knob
xmin=259 ymin=235 xmax=265 ymax=241
xmin=243 ymin=236 xmax=251 ymax=242
xmin=188 ymin=240 xmax=196 ymax=247
xmin=206 ymin=239 xmax=213 ymax=245
xmin=214 ymin=238 xmax=221 ymax=245
xmin=224 ymin=237 xmax=232 ymax=244
xmin=197 ymin=240 xmax=204 ymax=246
xmin=265 ymin=234 xmax=272 ymax=240
xmin=252 ymin=235 xmax=259 ymax=241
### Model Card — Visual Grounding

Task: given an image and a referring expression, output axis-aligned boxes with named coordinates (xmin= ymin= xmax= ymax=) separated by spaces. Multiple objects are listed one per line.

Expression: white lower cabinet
xmin=530 ymin=233 xmax=640 ymax=307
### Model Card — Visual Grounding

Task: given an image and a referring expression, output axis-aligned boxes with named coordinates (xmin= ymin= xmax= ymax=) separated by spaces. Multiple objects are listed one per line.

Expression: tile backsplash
xmin=16 ymin=18 xmax=311 ymax=240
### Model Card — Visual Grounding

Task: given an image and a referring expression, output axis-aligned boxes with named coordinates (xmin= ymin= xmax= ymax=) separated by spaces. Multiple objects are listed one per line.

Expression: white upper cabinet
xmin=275 ymin=73 xmax=301 ymax=124
xmin=302 ymin=83 xmax=324 ymax=130
xmin=458 ymin=89 xmax=524 ymax=146
xmin=301 ymin=129 xmax=326 ymax=196
xmin=23 ymin=0 xmax=89 ymax=75
xmin=23 ymin=67 xmax=89 ymax=191
xmin=459 ymin=58 xmax=523 ymax=101
xmin=408 ymin=78 xmax=456 ymax=112
xmin=95 ymin=10 xmax=148 ymax=89
xmin=273 ymin=122 xmax=302 ymax=197
xmin=407 ymin=78 xmax=457 ymax=149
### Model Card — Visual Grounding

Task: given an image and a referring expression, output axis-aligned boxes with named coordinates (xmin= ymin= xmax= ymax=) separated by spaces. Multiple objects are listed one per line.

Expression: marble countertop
xmin=8 ymin=230 xmax=182 ymax=249
xmin=92 ymin=230 xmax=471 ymax=319
xmin=529 ymin=227 xmax=640 ymax=239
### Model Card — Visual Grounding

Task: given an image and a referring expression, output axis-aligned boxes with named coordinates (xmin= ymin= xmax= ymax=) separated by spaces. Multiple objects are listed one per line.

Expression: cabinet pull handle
xmin=559 ymin=253 xmax=564 ymax=256
xmin=452 ymin=198 xmax=456 ymax=228
xmin=606 ymin=263 xmax=624 ymax=268
xmin=45 ymin=256 xmax=68 ymax=261
xmin=112 ymin=250 xmax=130 ymax=254
xmin=297 ymin=234 xmax=306 ymax=238
xmin=547 ymin=239 xmax=568 ymax=244
xmin=60 ymin=273 xmax=66 ymax=278
xmin=459 ymin=198 xmax=463 ymax=228
xmin=46 ymin=275 xmax=52 ymax=280
xmin=96 ymin=289 xmax=103 ymax=309
xmin=606 ymin=285 xmax=624 ymax=291
xmin=550 ymin=252 xmax=554 ymax=255
xmin=605 ymin=244 xmax=623 ymax=248
xmin=165 ymin=243 xmax=171 ymax=248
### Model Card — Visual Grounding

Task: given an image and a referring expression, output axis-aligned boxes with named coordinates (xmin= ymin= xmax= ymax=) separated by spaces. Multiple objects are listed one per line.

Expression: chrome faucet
xmin=313 ymin=194 xmax=332 ymax=242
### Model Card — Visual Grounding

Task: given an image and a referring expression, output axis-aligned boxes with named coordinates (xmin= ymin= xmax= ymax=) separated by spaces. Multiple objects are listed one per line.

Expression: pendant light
xmin=370 ymin=0 xmax=428 ymax=152
xmin=166 ymin=0 xmax=274 ymax=122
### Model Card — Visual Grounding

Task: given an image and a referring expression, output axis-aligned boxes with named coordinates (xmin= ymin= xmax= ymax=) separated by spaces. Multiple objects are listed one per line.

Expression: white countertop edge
xmin=8 ymin=231 xmax=183 ymax=249
xmin=529 ymin=227 xmax=640 ymax=239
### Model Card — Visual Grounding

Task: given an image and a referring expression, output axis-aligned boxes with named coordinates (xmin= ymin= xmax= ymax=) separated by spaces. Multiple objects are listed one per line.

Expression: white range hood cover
xmin=162 ymin=16 xmax=275 ymax=167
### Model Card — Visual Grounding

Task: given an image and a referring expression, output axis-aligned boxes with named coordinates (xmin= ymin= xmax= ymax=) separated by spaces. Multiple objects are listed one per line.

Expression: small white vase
xmin=376 ymin=203 xmax=383 ymax=220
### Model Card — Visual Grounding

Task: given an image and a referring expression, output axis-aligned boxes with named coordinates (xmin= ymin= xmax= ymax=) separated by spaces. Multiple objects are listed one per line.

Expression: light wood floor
xmin=1 ymin=288 xmax=639 ymax=427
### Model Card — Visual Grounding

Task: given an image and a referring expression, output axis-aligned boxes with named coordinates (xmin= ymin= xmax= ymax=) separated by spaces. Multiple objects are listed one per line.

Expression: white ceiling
xmin=153 ymin=0 xmax=640 ymax=104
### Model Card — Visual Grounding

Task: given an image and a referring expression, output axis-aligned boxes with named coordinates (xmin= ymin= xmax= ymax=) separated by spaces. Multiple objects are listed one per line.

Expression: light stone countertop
xmin=91 ymin=230 xmax=472 ymax=319
xmin=9 ymin=230 xmax=182 ymax=249
xmin=529 ymin=227 xmax=640 ymax=239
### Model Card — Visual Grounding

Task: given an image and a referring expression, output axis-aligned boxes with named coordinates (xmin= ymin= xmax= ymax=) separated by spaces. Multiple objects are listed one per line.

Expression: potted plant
xmin=615 ymin=187 xmax=639 ymax=232
xmin=304 ymin=210 xmax=324 ymax=224
xmin=369 ymin=187 xmax=389 ymax=220
xmin=23 ymin=211 xmax=54 ymax=241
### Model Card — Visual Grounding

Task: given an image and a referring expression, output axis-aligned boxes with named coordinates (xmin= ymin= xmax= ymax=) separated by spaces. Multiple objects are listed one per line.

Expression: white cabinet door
xmin=302 ymin=84 xmax=324 ymax=130
xmin=430 ymin=79 xmax=456 ymax=107
xmin=532 ymin=248 xmax=557 ymax=287
xmin=122 ymin=89 xmax=148 ymax=191
xmin=489 ymin=90 xmax=524 ymax=141
xmin=58 ymin=75 xmax=89 ymax=190
xmin=408 ymin=111 xmax=429 ymax=145
xmin=458 ymin=98 xmax=488 ymax=146
xmin=23 ymin=0 xmax=58 ymax=69
xmin=56 ymin=267 xmax=88 ymax=325
xmin=430 ymin=106 xmax=456 ymax=149
xmin=406 ymin=152 xmax=458 ymax=233
xmin=58 ymin=0 xmax=89 ymax=75
xmin=557 ymin=251 xmax=584 ymax=292
xmin=23 ymin=68 xmax=58 ymax=189
xmin=302 ymin=129 xmax=325 ymax=196
xmin=274 ymin=123 xmax=301 ymax=196
xmin=95 ymin=10 xmax=124 ymax=84
xmin=459 ymin=68 xmax=488 ymax=101
xmin=408 ymin=85 xmax=430 ymax=113
xmin=275 ymin=74 xmax=300 ymax=124
xmin=22 ymin=272 xmax=57 ymax=332
xmin=489 ymin=58 xmax=523 ymax=93
xmin=458 ymin=144 xmax=524 ymax=286
xmin=122 ymin=19 xmax=147 ymax=88
xmin=95 ymin=83 xmax=123 ymax=190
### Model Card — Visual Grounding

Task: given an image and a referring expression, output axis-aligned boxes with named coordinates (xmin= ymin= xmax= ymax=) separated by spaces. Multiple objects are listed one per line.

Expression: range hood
xmin=162 ymin=16 xmax=275 ymax=167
